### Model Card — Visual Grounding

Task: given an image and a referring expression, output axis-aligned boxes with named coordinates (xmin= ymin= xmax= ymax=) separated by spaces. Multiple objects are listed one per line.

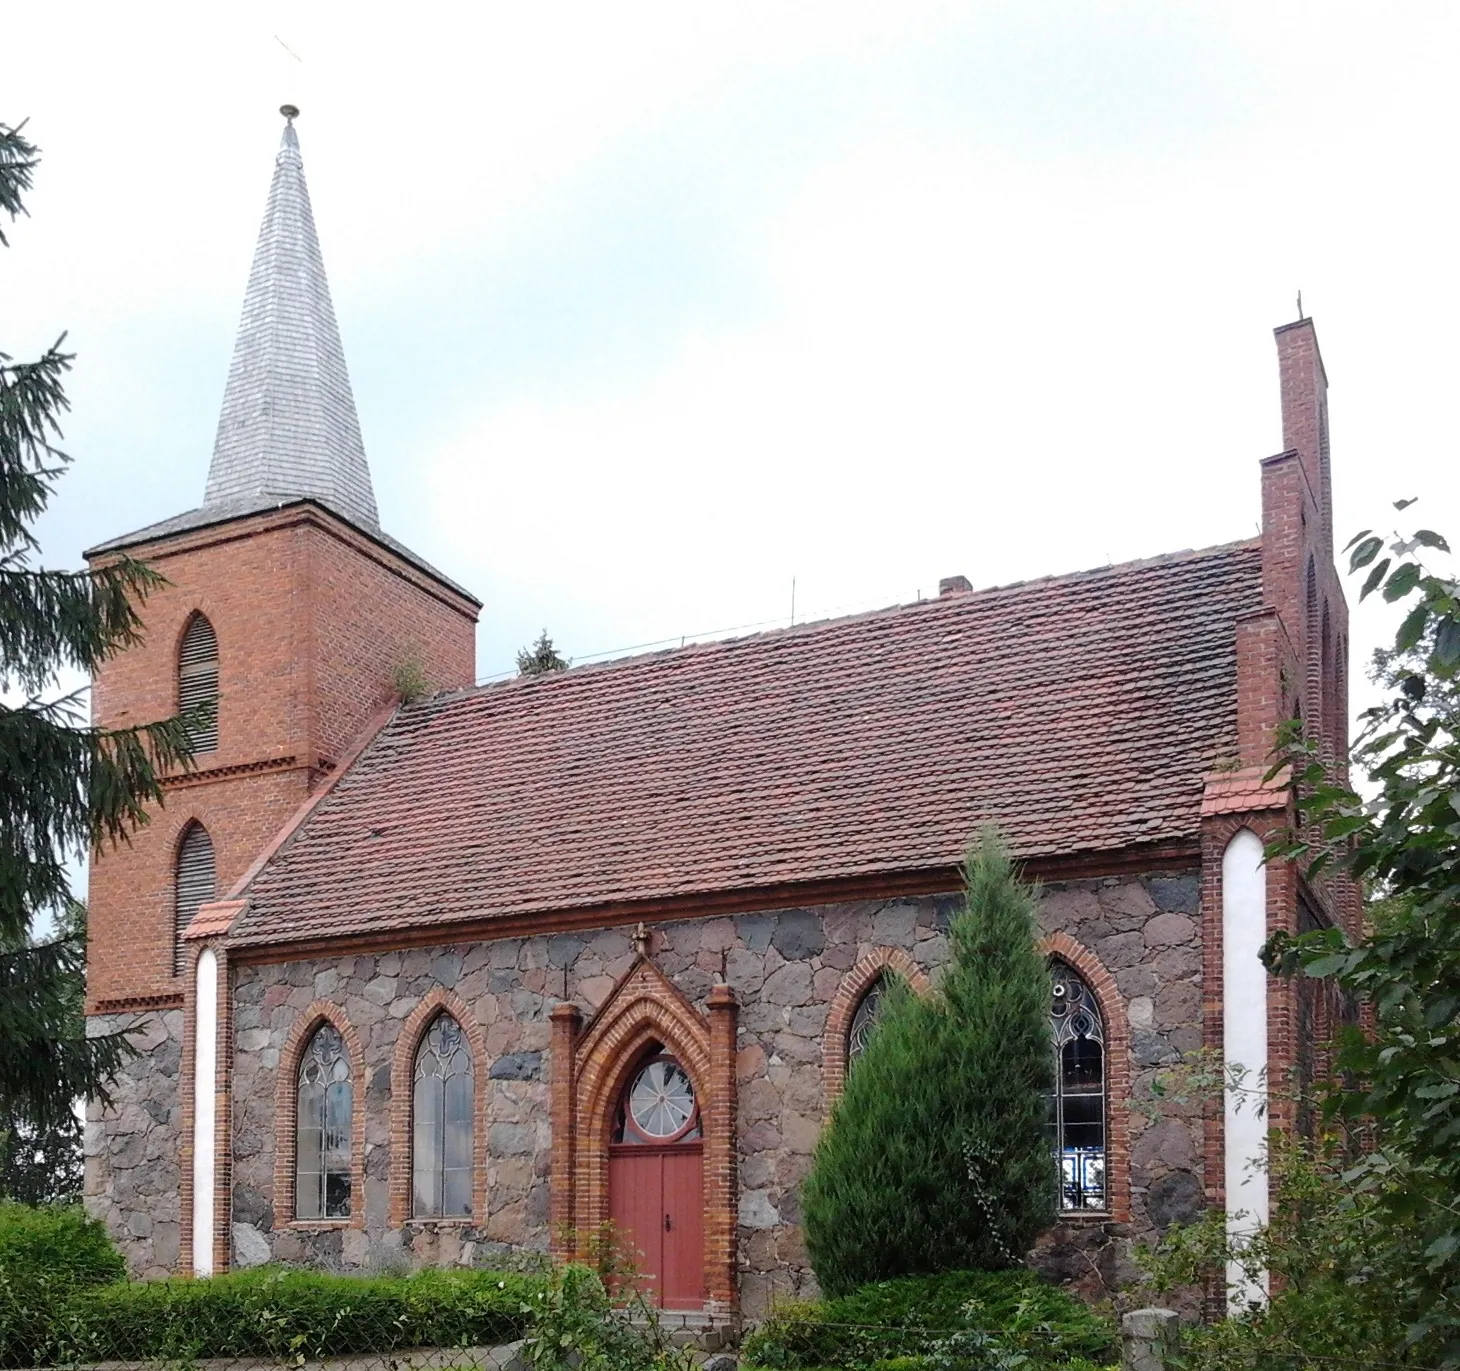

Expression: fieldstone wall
xmin=215 ymin=870 xmax=1201 ymax=1314
xmin=86 ymin=869 xmax=1205 ymax=1308
xmin=83 ymin=1009 xmax=184 ymax=1277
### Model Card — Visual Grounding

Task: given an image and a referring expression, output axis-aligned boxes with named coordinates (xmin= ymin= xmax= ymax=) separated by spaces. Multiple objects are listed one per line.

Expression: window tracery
xmin=1049 ymin=959 xmax=1106 ymax=1211
xmin=296 ymin=1022 xmax=351 ymax=1219
xmin=412 ymin=1013 xmax=474 ymax=1217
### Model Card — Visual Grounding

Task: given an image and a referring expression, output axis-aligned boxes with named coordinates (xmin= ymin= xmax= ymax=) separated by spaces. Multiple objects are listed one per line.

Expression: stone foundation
xmin=83 ymin=1009 xmax=184 ymax=1277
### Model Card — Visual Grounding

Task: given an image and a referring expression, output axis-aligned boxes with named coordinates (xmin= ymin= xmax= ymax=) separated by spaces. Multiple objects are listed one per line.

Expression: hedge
xmin=0 ymin=1203 xmax=126 ymax=1368
xmin=740 ymin=1268 xmax=1118 ymax=1369
xmin=48 ymin=1267 xmax=547 ymax=1365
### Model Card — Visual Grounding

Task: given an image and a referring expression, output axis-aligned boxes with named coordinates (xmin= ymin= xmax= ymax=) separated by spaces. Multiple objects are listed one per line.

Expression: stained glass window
xmin=613 ymin=1053 xmax=701 ymax=1144
xmin=296 ymin=1023 xmax=351 ymax=1219
xmin=413 ymin=1013 xmax=474 ymax=1217
xmin=1049 ymin=960 xmax=1106 ymax=1212
xmin=848 ymin=974 xmax=887 ymax=1066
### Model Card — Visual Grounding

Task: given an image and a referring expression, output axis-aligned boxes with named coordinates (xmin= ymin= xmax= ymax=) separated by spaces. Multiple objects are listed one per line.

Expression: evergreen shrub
xmin=802 ymin=831 xmax=1055 ymax=1295
xmin=0 ymin=1202 xmax=124 ymax=1367
xmin=740 ymin=1268 xmax=1116 ymax=1369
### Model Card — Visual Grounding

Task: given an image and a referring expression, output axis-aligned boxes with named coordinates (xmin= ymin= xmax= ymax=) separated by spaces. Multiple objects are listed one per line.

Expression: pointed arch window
xmin=174 ymin=822 xmax=216 ymax=975
xmin=1050 ymin=960 xmax=1106 ymax=1211
xmin=412 ymin=1013 xmax=474 ymax=1218
xmin=296 ymin=1023 xmax=352 ymax=1219
xmin=848 ymin=974 xmax=889 ymax=1067
xmin=179 ymin=613 xmax=219 ymax=753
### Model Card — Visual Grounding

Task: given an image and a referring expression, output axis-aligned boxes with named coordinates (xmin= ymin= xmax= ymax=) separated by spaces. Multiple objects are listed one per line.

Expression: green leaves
xmin=1 ymin=117 xmax=197 ymax=1166
xmin=1260 ymin=504 xmax=1460 ymax=1357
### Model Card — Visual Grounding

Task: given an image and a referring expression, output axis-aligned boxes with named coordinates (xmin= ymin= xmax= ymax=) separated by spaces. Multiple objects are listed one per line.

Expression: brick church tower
xmin=85 ymin=110 xmax=480 ymax=1019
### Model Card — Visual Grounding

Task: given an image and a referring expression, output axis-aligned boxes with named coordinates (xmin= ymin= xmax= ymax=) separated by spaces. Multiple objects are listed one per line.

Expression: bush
xmin=0 ymin=1202 xmax=124 ymax=1367
xmin=519 ymin=1263 xmax=695 ymax=1370
xmin=803 ymin=832 xmax=1055 ymax=1294
xmin=50 ymin=1266 xmax=545 ymax=1365
xmin=741 ymin=1268 xmax=1117 ymax=1369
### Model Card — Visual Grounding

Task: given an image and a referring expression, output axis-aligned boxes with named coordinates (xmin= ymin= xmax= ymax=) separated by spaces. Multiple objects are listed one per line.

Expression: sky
xmin=5 ymin=2 xmax=1458 ymax=699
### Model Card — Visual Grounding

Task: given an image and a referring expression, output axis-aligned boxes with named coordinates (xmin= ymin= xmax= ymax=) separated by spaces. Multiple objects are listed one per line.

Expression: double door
xmin=607 ymin=1143 xmax=704 ymax=1308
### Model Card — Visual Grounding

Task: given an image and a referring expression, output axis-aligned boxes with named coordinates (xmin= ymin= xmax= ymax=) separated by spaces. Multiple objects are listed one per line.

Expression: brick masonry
xmin=86 ymin=503 xmax=478 ymax=1011
xmin=92 ymin=875 xmax=1204 ymax=1315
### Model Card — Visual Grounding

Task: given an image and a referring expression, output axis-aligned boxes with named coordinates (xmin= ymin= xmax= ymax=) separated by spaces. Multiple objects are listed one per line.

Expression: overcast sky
xmin=6 ymin=3 xmax=1458 ymax=696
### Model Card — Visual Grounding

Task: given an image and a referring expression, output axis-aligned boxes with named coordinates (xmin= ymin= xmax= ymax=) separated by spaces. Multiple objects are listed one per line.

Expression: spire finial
xmin=280 ymin=104 xmax=299 ymax=122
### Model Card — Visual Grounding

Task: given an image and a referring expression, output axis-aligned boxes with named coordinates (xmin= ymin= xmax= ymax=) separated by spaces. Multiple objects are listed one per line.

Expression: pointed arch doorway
xmin=550 ymin=957 xmax=739 ymax=1314
xmin=608 ymin=1049 xmax=705 ymax=1308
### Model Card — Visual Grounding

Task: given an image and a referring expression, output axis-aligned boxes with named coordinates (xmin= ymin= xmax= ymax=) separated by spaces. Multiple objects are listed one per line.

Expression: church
xmin=83 ymin=110 xmax=1356 ymax=1321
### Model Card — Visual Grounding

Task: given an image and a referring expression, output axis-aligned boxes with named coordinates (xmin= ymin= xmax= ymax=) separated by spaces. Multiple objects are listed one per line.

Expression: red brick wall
xmin=87 ymin=504 xmax=478 ymax=1010
xmin=306 ymin=526 xmax=476 ymax=764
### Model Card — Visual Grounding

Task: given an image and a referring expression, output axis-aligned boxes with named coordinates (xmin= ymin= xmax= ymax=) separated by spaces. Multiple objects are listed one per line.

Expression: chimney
xmin=939 ymin=575 xmax=973 ymax=597
xmin=1274 ymin=317 xmax=1332 ymax=556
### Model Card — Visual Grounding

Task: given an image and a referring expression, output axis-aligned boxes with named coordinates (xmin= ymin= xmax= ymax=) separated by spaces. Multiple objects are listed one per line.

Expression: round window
xmin=627 ymin=1058 xmax=697 ymax=1140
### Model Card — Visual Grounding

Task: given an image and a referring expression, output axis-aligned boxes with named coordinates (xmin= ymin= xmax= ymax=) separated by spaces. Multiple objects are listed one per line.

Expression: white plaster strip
xmin=192 ymin=948 xmax=219 ymax=1277
xmin=1222 ymin=829 xmax=1270 ymax=1307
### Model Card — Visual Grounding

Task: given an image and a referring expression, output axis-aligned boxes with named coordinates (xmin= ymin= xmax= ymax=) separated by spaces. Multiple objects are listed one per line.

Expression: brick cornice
xmin=161 ymin=755 xmax=307 ymax=789
xmin=225 ymin=841 xmax=1202 ymax=966
xmin=88 ymin=500 xmax=480 ymax=618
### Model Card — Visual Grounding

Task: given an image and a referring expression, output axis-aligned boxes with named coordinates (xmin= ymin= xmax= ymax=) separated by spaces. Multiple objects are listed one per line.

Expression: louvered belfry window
xmin=174 ymin=823 xmax=216 ymax=975
xmin=178 ymin=612 xmax=219 ymax=754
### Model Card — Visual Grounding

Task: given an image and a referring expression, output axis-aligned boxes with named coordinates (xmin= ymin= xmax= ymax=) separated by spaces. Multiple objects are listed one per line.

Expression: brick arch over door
xmin=388 ymin=988 xmax=490 ymax=1225
xmin=1039 ymin=931 xmax=1131 ymax=1223
xmin=553 ymin=958 xmax=738 ymax=1310
xmin=823 ymin=946 xmax=932 ymax=1103
xmin=273 ymin=1001 xmax=367 ymax=1230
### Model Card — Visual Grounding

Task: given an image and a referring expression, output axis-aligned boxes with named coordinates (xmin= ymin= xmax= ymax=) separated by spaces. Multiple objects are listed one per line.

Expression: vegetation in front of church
xmin=0 ymin=1204 xmax=699 ymax=1370
xmin=802 ymin=831 xmax=1054 ymax=1296
xmin=741 ymin=1268 xmax=1116 ymax=1370
xmin=1 ymin=118 xmax=198 ymax=1197
xmin=1136 ymin=507 xmax=1460 ymax=1364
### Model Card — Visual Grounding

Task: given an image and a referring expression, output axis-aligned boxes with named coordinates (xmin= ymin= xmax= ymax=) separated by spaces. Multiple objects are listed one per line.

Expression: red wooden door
xmin=608 ymin=1144 xmax=704 ymax=1308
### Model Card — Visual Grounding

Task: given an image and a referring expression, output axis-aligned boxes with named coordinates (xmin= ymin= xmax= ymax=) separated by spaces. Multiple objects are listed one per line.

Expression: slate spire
xmin=205 ymin=106 xmax=378 ymax=529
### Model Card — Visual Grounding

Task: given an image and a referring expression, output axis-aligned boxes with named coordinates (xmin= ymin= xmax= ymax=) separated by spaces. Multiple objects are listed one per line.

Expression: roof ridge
xmin=423 ymin=534 xmax=1263 ymax=708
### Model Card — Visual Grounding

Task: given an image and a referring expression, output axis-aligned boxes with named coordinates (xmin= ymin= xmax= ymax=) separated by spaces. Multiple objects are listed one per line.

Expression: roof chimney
xmin=939 ymin=575 xmax=972 ymax=597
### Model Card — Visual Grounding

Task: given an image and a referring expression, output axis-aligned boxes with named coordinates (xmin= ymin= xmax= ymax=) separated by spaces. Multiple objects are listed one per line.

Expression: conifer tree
xmin=802 ymin=830 xmax=1055 ymax=1295
xmin=516 ymin=629 xmax=569 ymax=676
xmin=1 ymin=119 xmax=195 ymax=1162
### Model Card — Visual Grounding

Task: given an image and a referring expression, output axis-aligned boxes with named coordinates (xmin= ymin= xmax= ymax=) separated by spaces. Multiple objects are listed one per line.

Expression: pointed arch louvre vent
xmin=175 ymin=824 xmax=217 ymax=974
xmin=179 ymin=614 xmax=219 ymax=753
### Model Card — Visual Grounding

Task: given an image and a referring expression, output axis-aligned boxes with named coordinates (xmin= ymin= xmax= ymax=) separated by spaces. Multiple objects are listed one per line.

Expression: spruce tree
xmin=802 ymin=830 xmax=1055 ymax=1295
xmin=1 ymin=119 xmax=195 ymax=1161
xmin=516 ymin=629 xmax=570 ymax=676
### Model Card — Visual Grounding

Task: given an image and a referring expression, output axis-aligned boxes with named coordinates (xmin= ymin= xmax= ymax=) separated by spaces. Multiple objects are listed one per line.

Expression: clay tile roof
xmin=229 ymin=539 xmax=1262 ymax=948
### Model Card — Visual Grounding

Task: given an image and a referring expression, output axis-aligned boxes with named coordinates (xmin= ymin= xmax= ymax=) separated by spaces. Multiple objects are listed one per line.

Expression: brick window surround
xmin=1039 ymin=931 xmax=1131 ymax=1224
xmin=550 ymin=958 xmax=738 ymax=1312
xmin=822 ymin=946 xmax=932 ymax=1104
xmin=388 ymin=989 xmax=490 ymax=1227
xmin=273 ymin=1002 xmax=368 ymax=1231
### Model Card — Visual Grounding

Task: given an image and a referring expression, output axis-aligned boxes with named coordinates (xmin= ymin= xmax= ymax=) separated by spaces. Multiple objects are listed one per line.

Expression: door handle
xmin=664 ymin=1213 xmax=672 ymax=1232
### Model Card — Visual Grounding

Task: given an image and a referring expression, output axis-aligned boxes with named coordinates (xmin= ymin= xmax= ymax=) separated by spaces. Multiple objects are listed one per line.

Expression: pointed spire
xmin=205 ymin=106 xmax=379 ymax=529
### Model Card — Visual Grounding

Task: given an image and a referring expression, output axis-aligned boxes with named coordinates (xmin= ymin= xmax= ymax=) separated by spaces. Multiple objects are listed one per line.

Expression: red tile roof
xmin=229 ymin=540 xmax=1262 ymax=948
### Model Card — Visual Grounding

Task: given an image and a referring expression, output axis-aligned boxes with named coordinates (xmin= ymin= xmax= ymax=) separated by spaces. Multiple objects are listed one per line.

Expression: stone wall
xmin=83 ymin=1009 xmax=184 ymax=1277
xmin=87 ymin=869 xmax=1204 ymax=1311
